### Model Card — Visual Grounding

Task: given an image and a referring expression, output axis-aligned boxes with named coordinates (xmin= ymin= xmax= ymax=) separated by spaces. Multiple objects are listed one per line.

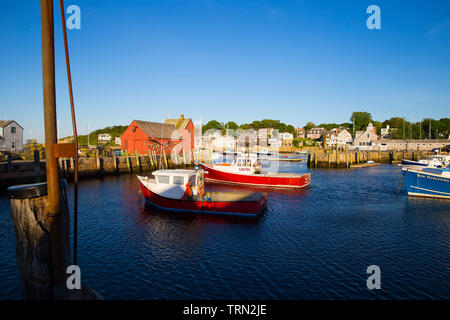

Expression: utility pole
xmin=420 ymin=120 xmax=421 ymax=140
xmin=429 ymin=118 xmax=431 ymax=139
xmin=403 ymin=119 xmax=405 ymax=140
xmin=352 ymin=114 xmax=355 ymax=139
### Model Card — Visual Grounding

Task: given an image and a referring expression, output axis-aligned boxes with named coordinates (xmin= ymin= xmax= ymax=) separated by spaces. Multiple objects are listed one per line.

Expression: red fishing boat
xmin=201 ymin=158 xmax=310 ymax=188
xmin=137 ymin=169 xmax=267 ymax=217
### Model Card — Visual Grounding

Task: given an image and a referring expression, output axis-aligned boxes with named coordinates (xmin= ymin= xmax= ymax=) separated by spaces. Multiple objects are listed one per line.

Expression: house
xmin=380 ymin=125 xmax=390 ymax=138
xmin=121 ymin=120 xmax=183 ymax=155
xmin=164 ymin=114 xmax=195 ymax=152
xmin=306 ymin=127 xmax=325 ymax=140
xmin=295 ymin=128 xmax=305 ymax=139
xmin=114 ymin=137 xmax=121 ymax=146
xmin=353 ymin=123 xmax=379 ymax=150
xmin=0 ymin=120 xmax=23 ymax=152
xmin=324 ymin=129 xmax=353 ymax=148
xmin=98 ymin=133 xmax=111 ymax=142
xmin=279 ymin=132 xmax=294 ymax=147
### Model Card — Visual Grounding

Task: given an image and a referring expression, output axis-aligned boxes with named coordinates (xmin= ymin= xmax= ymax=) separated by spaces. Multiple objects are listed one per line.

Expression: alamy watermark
xmin=66 ymin=265 xmax=81 ymax=290
xmin=66 ymin=5 xmax=81 ymax=30
xmin=366 ymin=265 xmax=381 ymax=290
xmin=366 ymin=5 xmax=381 ymax=30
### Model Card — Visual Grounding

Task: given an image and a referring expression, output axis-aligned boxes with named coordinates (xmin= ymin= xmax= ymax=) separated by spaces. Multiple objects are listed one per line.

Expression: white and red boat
xmin=137 ymin=169 xmax=267 ymax=217
xmin=201 ymin=158 xmax=311 ymax=188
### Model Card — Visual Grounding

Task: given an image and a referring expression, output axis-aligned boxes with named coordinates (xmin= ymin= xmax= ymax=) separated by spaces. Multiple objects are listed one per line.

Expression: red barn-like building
xmin=121 ymin=116 xmax=194 ymax=155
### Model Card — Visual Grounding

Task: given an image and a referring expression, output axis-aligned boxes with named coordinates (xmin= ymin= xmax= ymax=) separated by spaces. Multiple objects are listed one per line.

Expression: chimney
xmin=180 ymin=114 xmax=184 ymax=120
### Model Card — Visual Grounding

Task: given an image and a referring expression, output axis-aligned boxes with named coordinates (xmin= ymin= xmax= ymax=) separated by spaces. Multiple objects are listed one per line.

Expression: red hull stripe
xmin=201 ymin=164 xmax=310 ymax=188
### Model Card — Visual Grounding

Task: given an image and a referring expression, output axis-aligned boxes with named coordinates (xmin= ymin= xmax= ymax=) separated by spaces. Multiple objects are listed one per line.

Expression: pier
xmin=306 ymin=149 xmax=430 ymax=168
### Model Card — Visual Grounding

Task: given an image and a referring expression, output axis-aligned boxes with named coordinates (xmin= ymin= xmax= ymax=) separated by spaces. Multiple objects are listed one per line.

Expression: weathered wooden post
xmin=135 ymin=150 xmax=141 ymax=172
xmin=163 ymin=149 xmax=168 ymax=168
xmin=8 ymin=180 xmax=70 ymax=299
xmin=314 ymin=150 xmax=317 ymax=168
xmin=336 ymin=149 xmax=339 ymax=168
xmin=125 ymin=150 xmax=131 ymax=173
xmin=153 ymin=151 xmax=158 ymax=169
xmin=96 ymin=150 xmax=103 ymax=178
xmin=147 ymin=149 xmax=154 ymax=170
xmin=345 ymin=150 xmax=348 ymax=168
xmin=113 ymin=152 xmax=118 ymax=175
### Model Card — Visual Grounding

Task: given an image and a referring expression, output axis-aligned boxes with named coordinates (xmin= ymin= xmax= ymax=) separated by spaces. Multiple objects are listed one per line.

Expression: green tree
xmin=224 ymin=121 xmax=239 ymax=130
xmin=350 ymin=112 xmax=372 ymax=132
xmin=304 ymin=122 xmax=316 ymax=131
xmin=202 ymin=120 xmax=223 ymax=133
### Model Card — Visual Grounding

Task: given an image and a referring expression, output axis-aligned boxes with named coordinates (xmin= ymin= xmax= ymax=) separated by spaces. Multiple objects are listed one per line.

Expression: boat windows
xmin=173 ymin=176 xmax=185 ymax=185
xmin=157 ymin=175 xmax=170 ymax=184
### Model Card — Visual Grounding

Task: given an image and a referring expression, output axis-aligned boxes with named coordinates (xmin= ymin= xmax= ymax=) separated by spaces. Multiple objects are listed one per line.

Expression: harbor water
xmin=0 ymin=161 xmax=448 ymax=299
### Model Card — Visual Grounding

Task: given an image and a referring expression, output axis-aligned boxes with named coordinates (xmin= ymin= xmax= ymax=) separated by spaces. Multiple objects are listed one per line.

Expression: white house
xmin=353 ymin=123 xmax=379 ymax=150
xmin=325 ymin=129 xmax=353 ymax=148
xmin=306 ymin=127 xmax=325 ymax=140
xmin=380 ymin=125 xmax=390 ymax=138
xmin=115 ymin=137 xmax=121 ymax=146
xmin=279 ymin=132 xmax=294 ymax=147
xmin=0 ymin=120 xmax=23 ymax=152
xmin=98 ymin=133 xmax=112 ymax=142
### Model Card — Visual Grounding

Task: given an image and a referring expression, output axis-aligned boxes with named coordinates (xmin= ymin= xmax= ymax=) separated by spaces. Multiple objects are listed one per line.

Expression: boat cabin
xmin=232 ymin=157 xmax=261 ymax=168
xmin=152 ymin=169 xmax=197 ymax=186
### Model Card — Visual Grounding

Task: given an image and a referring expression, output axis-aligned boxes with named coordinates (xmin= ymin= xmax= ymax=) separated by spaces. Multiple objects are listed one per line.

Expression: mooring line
xmin=59 ymin=0 xmax=79 ymax=265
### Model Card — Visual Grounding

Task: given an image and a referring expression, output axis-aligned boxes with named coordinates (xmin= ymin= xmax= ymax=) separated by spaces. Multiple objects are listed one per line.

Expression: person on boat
xmin=195 ymin=165 xmax=206 ymax=198
xmin=182 ymin=180 xmax=193 ymax=200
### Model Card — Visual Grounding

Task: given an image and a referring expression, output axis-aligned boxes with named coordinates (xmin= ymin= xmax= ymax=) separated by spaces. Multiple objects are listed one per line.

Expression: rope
xmin=396 ymin=168 xmax=408 ymax=195
xmin=59 ymin=0 xmax=79 ymax=265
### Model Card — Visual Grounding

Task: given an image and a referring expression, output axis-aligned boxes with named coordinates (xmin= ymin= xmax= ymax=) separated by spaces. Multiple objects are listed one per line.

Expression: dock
xmin=307 ymin=149 xmax=430 ymax=169
xmin=350 ymin=162 xmax=382 ymax=168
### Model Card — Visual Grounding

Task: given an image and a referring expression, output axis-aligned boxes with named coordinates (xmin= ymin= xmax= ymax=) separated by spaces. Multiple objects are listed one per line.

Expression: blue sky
xmin=1 ymin=0 xmax=449 ymax=142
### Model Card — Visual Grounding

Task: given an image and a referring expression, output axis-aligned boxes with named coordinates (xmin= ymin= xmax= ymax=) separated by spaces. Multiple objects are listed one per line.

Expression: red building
xmin=121 ymin=115 xmax=194 ymax=155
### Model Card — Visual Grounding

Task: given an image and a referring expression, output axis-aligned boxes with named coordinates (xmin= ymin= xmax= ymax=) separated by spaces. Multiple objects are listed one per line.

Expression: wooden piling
xmin=163 ymin=150 xmax=168 ymax=168
xmin=8 ymin=180 xmax=70 ymax=299
xmin=125 ymin=150 xmax=131 ymax=173
xmin=314 ymin=150 xmax=317 ymax=168
xmin=147 ymin=149 xmax=154 ymax=170
xmin=135 ymin=150 xmax=141 ymax=172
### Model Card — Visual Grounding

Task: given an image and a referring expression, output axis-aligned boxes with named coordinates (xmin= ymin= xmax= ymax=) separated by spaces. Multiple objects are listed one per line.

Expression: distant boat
xmin=201 ymin=158 xmax=310 ymax=189
xmin=402 ymin=166 xmax=450 ymax=199
xmin=401 ymin=154 xmax=450 ymax=168
xmin=266 ymin=153 xmax=303 ymax=162
xmin=137 ymin=169 xmax=267 ymax=216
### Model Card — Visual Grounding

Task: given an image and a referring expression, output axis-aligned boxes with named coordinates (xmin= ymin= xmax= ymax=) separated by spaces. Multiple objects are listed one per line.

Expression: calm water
xmin=0 ymin=161 xmax=449 ymax=299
